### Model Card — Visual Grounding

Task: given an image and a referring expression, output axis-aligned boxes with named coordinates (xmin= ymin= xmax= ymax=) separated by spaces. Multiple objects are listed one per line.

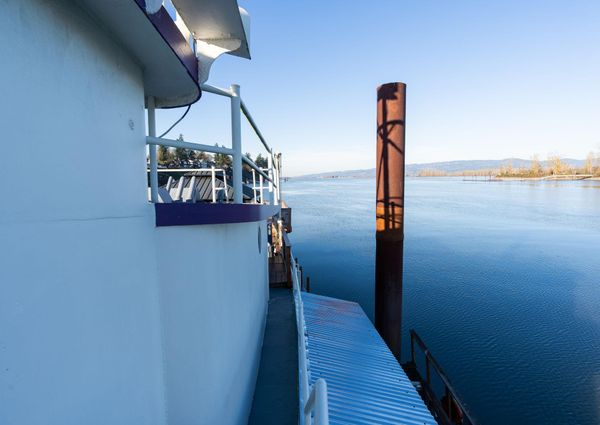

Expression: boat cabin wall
xmin=0 ymin=2 xmax=164 ymax=424
xmin=0 ymin=1 xmax=268 ymax=424
xmin=156 ymin=222 xmax=269 ymax=425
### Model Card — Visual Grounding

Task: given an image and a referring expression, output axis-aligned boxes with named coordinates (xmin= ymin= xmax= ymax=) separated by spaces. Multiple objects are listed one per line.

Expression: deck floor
xmin=248 ymin=288 xmax=298 ymax=425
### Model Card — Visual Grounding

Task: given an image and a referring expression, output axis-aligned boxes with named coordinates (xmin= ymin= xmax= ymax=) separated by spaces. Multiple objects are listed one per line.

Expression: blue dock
xmin=302 ymin=292 xmax=437 ymax=425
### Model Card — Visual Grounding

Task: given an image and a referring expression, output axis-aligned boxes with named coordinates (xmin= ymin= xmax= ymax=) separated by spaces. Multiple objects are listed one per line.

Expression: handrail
xmin=146 ymin=136 xmax=234 ymax=156
xmin=242 ymin=155 xmax=275 ymax=185
xmin=145 ymin=146 xmax=275 ymax=186
xmin=152 ymin=168 xmax=224 ymax=172
xmin=200 ymin=84 xmax=273 ymax=154
xmin=291 ymin=251 xmax=329 ymax=425
xmin=146 ymin=83 xmax=282 ymax=205
xmin=241 ymin=100 xmax=272 ymax=154
xmin=251 ymin=169 xmax=265 ymax=204
xmin=409 ymin=330 xmax=478 ymax=425
xmin=199 ymin=83 xmax=233 ymax=98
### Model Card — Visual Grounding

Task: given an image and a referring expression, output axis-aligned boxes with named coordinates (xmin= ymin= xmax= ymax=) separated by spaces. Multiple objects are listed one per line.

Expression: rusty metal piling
xmin=375 ymin=82 xmax=406 ymax=362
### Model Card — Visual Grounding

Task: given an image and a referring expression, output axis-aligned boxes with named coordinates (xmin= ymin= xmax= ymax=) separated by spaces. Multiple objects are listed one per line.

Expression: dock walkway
xmin=302 ymin=292 xmax=437 ymax=425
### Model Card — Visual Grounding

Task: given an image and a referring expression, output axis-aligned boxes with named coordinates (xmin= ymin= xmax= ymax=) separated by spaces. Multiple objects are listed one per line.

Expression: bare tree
xmin=530 ymin=154 xmax=542 ymax=176
xmin=548 ymin=154 xmax=564 ymax=175
xmin=584 ymin=152 xmax=594 ymax=174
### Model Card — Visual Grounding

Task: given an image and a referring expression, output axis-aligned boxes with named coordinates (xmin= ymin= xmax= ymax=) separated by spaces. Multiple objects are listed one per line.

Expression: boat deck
xmin=302 ymin=292 xmax=438 ymax=425
xmin=248 ymin=288 xmax=298 ymax=425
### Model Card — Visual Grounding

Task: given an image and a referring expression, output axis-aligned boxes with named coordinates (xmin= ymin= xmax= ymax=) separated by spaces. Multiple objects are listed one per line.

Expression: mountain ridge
xmin=292 ymin=158 xmax=586 ymax=179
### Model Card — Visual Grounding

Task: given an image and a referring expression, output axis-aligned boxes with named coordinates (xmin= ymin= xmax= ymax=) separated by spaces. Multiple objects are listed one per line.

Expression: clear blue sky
xmin=155 ymin=0 xmax=600 ymax=176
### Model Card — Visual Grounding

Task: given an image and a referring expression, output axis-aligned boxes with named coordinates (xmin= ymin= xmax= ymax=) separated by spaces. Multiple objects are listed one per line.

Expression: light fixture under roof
xmin=170 ymin=0 xmax=251 ymax=83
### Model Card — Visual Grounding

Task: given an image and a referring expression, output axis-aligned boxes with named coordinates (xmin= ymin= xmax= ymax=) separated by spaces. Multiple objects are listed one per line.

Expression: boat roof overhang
xmin=80 ymin=0 xmax=200 ymax=108
xmin=172 ymin=0 xmax=251 ymax=59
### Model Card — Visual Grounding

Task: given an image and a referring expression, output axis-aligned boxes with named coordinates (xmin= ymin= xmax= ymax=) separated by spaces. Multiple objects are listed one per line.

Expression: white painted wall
xmin=156 ymin=222 xmax=269 ymax=425
xmin=0 ymin=2 xmax=166 ymax=424
xmin=0 ymin=1 xmax=269 ymax=424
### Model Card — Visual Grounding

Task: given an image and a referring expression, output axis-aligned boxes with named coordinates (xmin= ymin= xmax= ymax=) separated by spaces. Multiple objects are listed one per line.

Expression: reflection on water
xmin=284 ymin=177 xmax=600 ymax=425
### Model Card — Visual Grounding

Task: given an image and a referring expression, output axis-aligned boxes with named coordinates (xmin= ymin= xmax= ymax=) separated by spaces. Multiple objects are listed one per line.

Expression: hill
xmin=292 ymin=158 xmax=585 ymax=179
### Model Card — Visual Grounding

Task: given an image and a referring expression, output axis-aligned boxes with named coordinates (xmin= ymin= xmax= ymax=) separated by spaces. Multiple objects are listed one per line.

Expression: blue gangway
xmin=302 ymin=292 xmax=438 ymax=425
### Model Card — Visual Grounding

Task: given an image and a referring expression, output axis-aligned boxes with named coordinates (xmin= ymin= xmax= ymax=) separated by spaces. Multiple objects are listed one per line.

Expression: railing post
xmin=230 ymin=84 xmax=243 ymax=204
xmin=259 ymin=173 xmax=264 ymax=204
xmin=445 ymin=387 xmax=452 ymax=418
xmin=147 ymin=96 xmax=158 ymax=203
xmin=268 ymin=153 xmax=274 ymax=205
xmin=252 ymin=169 xmax=257 ymax=203
xmin=274 ymin=156 xmax=280 ymax=205
xmin=314 ymin=379 xmax=329 ymax=425
xmin=211 ymin=166 xmax=216 ymax=203
xmin=223 ymin=170 xmax=229 ymax=201
xmin=276 ymin=153 xmax=282 ymax=204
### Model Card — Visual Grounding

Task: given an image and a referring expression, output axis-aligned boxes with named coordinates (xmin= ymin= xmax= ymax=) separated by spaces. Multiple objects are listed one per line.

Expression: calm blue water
xmin=284 ymin=177 xmax=600 ymax=425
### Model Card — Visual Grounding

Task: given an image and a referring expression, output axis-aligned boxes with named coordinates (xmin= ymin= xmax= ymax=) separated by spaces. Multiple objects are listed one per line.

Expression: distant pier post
xmin=375 ymin=82 xmax=406 ymax=362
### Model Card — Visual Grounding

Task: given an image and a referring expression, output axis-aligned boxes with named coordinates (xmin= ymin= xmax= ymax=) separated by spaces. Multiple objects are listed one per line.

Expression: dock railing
xmin=146 ymin=84 xmax=281 ymax=205
xmin=407 ymin=330 xmax=478 ymax=425
xmin=291 ymin=252 xmax=329 ymax=425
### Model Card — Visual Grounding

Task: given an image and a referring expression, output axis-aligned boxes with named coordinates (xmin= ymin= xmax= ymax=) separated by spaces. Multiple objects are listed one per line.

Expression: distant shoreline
xmin=495 ymin=175 xmax=600 ymax=181
xmin=290 ymin=157 xmax=600 ymax=180
xmin=287 ymin=175 xmax=600 ymax=181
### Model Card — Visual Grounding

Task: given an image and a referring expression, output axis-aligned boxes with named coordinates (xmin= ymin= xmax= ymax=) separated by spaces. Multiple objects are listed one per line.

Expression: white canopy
xmin=171 ymin=0 xmax=251 ymax=59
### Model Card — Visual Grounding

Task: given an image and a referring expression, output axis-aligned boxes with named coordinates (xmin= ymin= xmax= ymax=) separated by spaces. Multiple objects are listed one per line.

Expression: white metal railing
xmin=146 ymin=83 xmax=281 ymax=205
xmin=157 ymin=167 xmax=230 ymax=203
xmin=291 ymin=253 xmax=329 ymax=425
xmin=251 ymin=169 xmax=265 ymax=204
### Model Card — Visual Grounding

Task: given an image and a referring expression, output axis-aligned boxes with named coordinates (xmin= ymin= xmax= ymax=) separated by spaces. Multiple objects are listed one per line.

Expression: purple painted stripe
xmin=155 ymin=203 xmax=280 ymax=227
xmin=134 ymin=0 xmax=200 ymax=104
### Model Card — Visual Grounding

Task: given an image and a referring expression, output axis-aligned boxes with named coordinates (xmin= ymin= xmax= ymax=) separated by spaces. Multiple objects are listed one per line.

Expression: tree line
xmin=497 ymin=152 xmax=600 ymax=178
xmin=154 ymin=134 xmax=269 ymax=170
xmin=416 ymin=151 xmax=600 ymax=178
